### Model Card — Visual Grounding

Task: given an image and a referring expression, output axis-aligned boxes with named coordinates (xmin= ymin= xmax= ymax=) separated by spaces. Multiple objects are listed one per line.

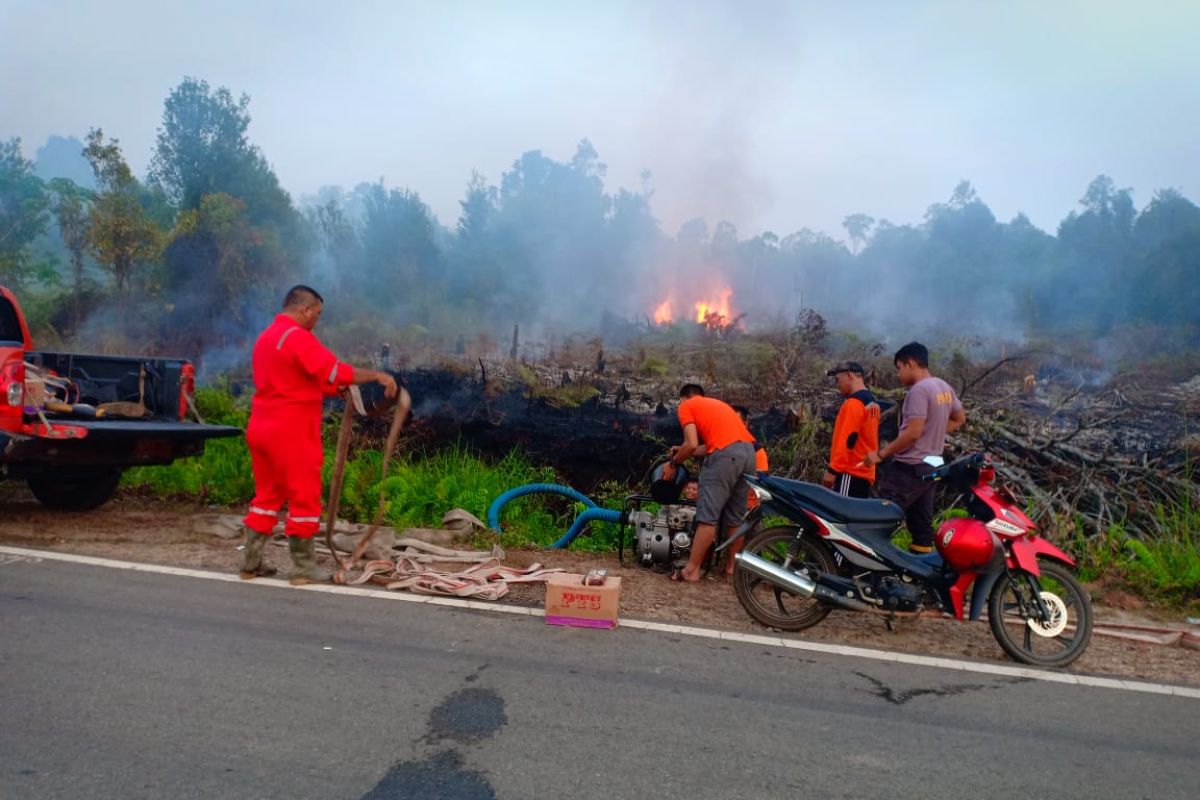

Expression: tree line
xmin=2 ymin=77 xmax=1198 ymax=363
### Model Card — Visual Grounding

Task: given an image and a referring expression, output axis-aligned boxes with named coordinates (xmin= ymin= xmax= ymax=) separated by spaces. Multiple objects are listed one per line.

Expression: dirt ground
xmin=2 ymin=486 xmax=1197 ymax=687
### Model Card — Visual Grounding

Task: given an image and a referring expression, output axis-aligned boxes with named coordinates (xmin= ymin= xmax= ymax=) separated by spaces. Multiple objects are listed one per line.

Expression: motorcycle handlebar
xmin=921 ymin=452 xmax=987 ymax=483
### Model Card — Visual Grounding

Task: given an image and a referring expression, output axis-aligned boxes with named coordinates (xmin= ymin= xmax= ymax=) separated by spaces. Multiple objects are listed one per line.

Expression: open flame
xmin=652 ymin=299 xmax=674 ymax=325
xmin=693 ymin=289 xmax=733 ymax=325
xmin=650 ymin=288 xmax=736 ymax=328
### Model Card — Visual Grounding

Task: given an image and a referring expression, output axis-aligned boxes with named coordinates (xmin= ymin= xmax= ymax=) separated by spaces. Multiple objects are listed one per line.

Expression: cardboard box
xmin=545 ymin=573 xmax=621 ymax=629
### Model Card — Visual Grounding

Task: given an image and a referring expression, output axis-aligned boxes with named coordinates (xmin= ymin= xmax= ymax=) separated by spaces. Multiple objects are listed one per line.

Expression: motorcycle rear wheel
xmin=988 ymin=560 xmax=1093 ymax=667
xmin=733 ymin=526 xmax=835 ymax=632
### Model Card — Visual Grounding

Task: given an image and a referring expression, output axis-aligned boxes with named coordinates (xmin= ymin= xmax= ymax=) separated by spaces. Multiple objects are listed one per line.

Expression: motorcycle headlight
xmin=751 ymin=484 xmax=772 ymax=502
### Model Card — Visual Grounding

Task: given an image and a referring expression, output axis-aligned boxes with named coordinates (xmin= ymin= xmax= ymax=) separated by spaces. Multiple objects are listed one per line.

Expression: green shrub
xmin=639 ymin=353 xmax=669 ymax=377
xmin=1122 ymin=499 xmax=1200 ymax=604
xmin=1072 ymin=497 xmax=1200 ymax=607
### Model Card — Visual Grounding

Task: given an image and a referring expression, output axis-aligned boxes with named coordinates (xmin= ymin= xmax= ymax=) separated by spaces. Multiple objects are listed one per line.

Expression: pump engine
xmin=629 ymin=503 xmax=697 ymax=569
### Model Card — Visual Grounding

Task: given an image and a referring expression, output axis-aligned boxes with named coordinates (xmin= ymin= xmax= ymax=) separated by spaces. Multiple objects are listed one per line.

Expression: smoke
xmin=632 ymin=2 xmax=799 ymax=235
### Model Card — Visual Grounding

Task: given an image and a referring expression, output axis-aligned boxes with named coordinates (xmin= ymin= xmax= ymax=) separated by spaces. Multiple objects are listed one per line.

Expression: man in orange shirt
xmin=727 ymin=404 xmax=769 ymax=577
xmin=821 ymin=361 xmax=879 ymax=498
xmin=661 ymin=384 xmax=757 ymax=582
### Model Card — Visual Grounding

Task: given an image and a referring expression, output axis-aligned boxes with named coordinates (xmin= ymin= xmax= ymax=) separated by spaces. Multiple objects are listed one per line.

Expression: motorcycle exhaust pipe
xmin=735 ymin=551 xmax=928 ymax=617
xmin=734 ymin=551 xmax=817 ymax=598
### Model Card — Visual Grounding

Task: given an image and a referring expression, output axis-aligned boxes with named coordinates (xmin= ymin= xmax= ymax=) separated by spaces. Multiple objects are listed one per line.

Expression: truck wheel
xmin=27 ymin=468 xmax=123 ymax=511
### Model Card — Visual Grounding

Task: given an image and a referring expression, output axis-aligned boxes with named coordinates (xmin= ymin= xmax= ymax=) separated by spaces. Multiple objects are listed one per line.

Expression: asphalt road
xmin=1 ymin=556 xmax=1196 ymax=800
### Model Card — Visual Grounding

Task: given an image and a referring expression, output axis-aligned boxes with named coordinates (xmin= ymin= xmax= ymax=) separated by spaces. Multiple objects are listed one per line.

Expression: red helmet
xmin=935 ymin=519 xmax=1001 ymax=571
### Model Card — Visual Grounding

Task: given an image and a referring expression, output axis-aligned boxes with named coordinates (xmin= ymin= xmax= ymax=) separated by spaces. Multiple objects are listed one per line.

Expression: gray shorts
xmin=696 ymin=440 xmax=757 ymax=528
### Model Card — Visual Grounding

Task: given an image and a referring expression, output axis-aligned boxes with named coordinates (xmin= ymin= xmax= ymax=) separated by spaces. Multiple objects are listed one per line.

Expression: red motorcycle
xmin=730 ymin=452 xmax=1093 ymax=666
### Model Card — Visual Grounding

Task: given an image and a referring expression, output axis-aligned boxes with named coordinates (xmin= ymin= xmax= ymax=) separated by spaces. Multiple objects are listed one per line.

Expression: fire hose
xmin=325 ymin=385 xmax=411 ymax=584
xmin=321 ymin=388 xmax=564 ymax=593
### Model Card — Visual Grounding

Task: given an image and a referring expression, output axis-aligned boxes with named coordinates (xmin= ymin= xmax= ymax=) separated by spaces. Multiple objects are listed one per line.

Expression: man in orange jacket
xmin=239 ymin=285 xmax=397 ymax=584
xmin=821 ymin=361 xmax=879 ymax=498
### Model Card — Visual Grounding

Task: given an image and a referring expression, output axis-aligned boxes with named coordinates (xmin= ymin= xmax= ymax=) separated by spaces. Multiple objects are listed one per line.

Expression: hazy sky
xmin=3 ymin=0 xmax=1198 ymax=239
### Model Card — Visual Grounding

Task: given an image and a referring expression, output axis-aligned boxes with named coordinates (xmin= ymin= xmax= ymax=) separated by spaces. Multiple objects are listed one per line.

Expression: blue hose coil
xmin=487 ymin=482 xmax=622 ymax=549
xmin=487 ymin=483 xmax=596 ymax=529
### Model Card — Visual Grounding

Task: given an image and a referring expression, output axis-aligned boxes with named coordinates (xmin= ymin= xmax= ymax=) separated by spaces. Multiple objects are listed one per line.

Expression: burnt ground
xmin=1 ymin=485 xmax=1196 ymax=687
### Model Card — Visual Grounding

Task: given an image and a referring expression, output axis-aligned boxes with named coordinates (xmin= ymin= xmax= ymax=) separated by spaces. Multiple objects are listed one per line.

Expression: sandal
xmin=669 ymin=569 xmax=685 ymax=582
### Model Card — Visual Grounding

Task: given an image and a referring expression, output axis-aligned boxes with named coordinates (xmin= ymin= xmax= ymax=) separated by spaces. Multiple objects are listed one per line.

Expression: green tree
xmin=0 ymin=138 xmax=52 ymax=288
xmin=359 ymin=183 xmax=443 ymax=321
xmin=48 ymin=178 xmax=93 ymax=331
xmin=1131 ymin=189 xmax=1200 ymax=328
xmin=457 ymin=169 xmax=496 ymax=241
xmin=447 ymin=171 xmax=503 ymax=312
xmin=491 ymin=140 xmax=612 ymax=324
xmin=1051 ymin=175 xmax=1136 ymax=333
xmin=162 ymin=192 xmax=287 ymax=350
xmin=83 ymin=129 xmax=162 ymax=324
xmin=148 ymin=76 xmax=300 ymax=273
xmin=841 ymin=213 xmax=875 ymax=254
xmin=310 ymin=191 xmax=362 ymax=298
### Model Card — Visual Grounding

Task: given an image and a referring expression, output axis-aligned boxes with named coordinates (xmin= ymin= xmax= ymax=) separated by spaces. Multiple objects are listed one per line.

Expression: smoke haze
xmin=5 ymin=1 xmax=1198 ymax=238
xmin=3 ymin=1 xmax=1200 ymax=364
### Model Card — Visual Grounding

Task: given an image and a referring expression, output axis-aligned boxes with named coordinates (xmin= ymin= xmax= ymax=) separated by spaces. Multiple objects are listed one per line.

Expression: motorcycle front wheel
xmin=733 ymin=526 xmax=835 ymax=632
xmin=988 ymin=560 xmax=1093 ymax=667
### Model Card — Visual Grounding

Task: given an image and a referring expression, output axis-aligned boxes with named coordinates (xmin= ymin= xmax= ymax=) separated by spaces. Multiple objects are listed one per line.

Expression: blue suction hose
xmin=487 ymin=483 xmax=625 ymax=549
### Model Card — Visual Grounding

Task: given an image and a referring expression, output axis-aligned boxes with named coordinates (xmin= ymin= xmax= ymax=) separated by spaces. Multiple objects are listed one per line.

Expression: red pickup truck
xmin=1 ymin=285 xmax=242 ymax=510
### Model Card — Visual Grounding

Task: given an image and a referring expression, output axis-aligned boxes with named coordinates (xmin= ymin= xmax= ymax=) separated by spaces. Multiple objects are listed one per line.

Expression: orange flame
xmin=652 ymin=300 xmax=674 ymax=325
xmin=694 ymin=289 xmax=733 ymax=324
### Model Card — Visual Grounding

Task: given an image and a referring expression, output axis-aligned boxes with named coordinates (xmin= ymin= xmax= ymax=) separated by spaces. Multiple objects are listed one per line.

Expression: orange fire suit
xmin=242 ymin=314 xmax=355 ymax=538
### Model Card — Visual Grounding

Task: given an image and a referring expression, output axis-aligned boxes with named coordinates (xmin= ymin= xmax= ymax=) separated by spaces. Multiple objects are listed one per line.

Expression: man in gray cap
xmin=822 ymin=361 xmax=879 ymax=498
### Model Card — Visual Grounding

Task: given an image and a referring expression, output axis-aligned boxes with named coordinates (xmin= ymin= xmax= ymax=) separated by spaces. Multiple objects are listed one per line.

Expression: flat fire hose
xmin=326 ymin=537 xmax=563 ymax=599
xmin=321 ymin=385 xmax=563 ymax=596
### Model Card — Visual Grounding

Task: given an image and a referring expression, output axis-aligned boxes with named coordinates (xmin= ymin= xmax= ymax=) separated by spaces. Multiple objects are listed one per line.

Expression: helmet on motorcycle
xmin=935 ymin=518 xmax=1001 ymax=571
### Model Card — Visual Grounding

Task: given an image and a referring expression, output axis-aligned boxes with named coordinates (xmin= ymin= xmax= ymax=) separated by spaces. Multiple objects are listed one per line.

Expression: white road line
xmin=4 ymin=544 xmax=1197 ymax=699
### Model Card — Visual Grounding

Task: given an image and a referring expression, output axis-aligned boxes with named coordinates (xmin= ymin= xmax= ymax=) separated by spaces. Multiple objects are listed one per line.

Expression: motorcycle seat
xmin=760 ymin=476 xmax=906 ymax=524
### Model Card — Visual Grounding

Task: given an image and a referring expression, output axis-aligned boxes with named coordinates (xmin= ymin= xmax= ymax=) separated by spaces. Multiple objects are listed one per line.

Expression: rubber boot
xmin=287 ymin=535 xmax=331 ymax=586
xmin=239 ymin=528 xmax=277 ymax=580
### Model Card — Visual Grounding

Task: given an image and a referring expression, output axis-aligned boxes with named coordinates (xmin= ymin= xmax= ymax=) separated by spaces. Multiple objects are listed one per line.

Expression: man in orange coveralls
xmin=239 ymin=285 xmax=397 ymax=585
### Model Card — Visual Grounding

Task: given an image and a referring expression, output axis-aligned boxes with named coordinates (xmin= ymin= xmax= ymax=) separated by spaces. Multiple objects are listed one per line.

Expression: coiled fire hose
xmin=325 ymin=385 xmax=412 ymax=584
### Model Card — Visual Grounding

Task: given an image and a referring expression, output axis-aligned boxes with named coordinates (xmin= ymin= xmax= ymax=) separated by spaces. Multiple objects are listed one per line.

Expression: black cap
xmin=826 ymin=361 xmax=865 ymax=376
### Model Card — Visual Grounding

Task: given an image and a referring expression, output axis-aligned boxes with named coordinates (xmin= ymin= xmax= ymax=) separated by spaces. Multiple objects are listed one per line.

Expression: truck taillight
xmin=179 ymin=362 xmax=196 ymax=420
xmin=1 ymin=360 xmax=23 ymax=409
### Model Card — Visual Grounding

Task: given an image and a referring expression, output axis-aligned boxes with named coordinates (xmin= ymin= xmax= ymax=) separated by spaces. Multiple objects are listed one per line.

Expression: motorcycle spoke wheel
xmin=733 ymin=527 xmax=834 ymax=632
xmin=988 ymin=561 xmax=1093 ymax=667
